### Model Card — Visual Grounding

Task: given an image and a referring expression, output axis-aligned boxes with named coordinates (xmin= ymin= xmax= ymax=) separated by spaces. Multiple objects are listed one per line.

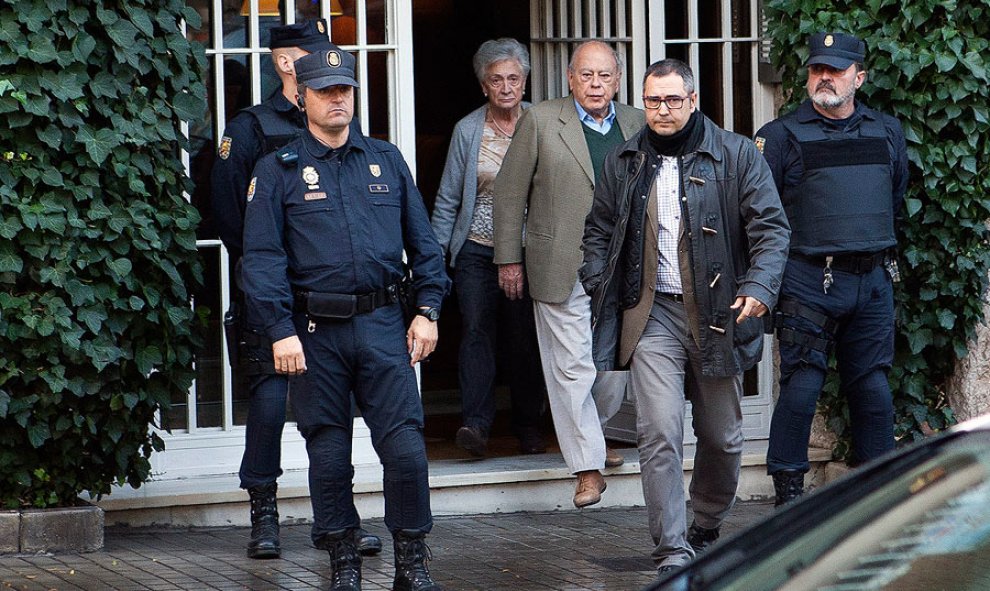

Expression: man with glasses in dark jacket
xmin=581 ymin=58 xmax=789 ymax=576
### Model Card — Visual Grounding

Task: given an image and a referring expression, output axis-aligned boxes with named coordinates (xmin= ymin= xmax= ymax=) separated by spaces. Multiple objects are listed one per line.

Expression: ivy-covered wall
xmin=764 ymin=0 xmax=990 ymax=453
xmin=0 ymin=1 xmax=206 ymax=508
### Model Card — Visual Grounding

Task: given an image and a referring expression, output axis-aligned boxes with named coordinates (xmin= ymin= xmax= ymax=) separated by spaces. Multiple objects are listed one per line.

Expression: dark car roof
xmin=649 ymin=415 xmax=990 ymax=591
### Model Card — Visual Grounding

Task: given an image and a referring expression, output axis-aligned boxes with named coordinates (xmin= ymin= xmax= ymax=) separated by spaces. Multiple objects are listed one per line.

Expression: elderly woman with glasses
xmin=431 ymin=38 xmax=547 ymax=457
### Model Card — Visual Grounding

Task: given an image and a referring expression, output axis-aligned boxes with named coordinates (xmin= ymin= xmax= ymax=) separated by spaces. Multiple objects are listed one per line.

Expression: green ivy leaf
xmin=0 ymin=244 xmax=23 ymax=273
xmin=127 ymin=10 xmax=155 ymax=37
xmin=76 ymin=126 xmax=120 ymax=165
xmin=107 ymin=257 xmax=133 ymax=279
xmin=26 ymin=423 xmax=51 ymax=449
xmin=106 ymin=19 xmax=139 ymax=49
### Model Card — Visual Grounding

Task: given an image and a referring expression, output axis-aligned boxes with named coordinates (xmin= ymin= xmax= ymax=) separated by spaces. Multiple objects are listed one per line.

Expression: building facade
xmin=165 ymin=0 xmax=780 ymax=482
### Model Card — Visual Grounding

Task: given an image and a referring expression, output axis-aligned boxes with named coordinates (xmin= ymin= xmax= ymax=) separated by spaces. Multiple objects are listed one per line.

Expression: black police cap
xmin=268 ymin=20 xmax=333 ymax=52
xmin=807 ymin=32 xmax=866 ymax=70
xmin=294 ymin=45 xmax=359 ymax=89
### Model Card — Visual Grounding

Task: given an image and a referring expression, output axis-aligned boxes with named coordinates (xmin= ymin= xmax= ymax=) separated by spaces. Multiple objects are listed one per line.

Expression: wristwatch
xmin=416 ymin=307 xmax=440 ymax=322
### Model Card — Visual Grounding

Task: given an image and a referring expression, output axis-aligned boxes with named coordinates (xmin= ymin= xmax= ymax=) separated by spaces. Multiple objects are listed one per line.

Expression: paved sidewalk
xmin=0 ymin=502 xmax=774 ymax=590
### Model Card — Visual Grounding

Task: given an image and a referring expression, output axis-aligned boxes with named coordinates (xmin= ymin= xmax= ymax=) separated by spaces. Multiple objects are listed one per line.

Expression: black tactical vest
xmin=781 ymin=112 xmax=895 ymax=255
xmin=244 ymin=102 xmax=302 ymax=154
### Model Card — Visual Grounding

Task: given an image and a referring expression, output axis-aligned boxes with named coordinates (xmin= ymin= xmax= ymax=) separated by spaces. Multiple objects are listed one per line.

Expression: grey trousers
xmin=631 ymin=294 xmax=743 ymax=567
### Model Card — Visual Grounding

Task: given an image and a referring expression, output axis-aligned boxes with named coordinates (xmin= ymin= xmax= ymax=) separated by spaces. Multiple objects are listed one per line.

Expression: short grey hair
xmin=643 ymin=58 xmax=695 ymax=94
xmin=472 ymin=38 xmax=531 ymax=83
xmin=568 ymin=40 xmax=624 ymax=74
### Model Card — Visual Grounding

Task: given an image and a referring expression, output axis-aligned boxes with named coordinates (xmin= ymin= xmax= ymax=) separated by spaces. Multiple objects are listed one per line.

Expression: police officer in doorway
xmin=209 ymin=20 xmax=381 ymax=559
xmin=241 ymin=46 xmax=450 ymax=590
xmin=755 ymin=32 xmax=909 ymax=506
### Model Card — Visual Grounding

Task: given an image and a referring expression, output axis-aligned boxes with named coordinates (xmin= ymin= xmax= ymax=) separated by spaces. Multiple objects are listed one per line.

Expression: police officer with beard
xmin=241 ymin=46 xmax=450 ymax=590
xmin=209 ymin=20 xmax=381 ymax=559
xmin=755 ymin=32 xmax=908 ymax=506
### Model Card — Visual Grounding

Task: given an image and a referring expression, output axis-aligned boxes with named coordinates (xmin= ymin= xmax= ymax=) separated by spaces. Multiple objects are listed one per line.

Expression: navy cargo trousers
xmin=767 ymin=257 xmax=896 ymax=474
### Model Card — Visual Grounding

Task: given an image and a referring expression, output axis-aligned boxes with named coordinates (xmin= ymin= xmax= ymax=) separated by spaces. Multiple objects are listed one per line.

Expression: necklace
xmin=488 ymin=109 xmax=515 ymax=138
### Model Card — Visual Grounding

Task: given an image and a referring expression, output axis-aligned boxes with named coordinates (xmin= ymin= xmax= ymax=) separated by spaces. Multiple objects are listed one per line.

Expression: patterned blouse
xmin=467 ymin=120 xmax=512 ymax=247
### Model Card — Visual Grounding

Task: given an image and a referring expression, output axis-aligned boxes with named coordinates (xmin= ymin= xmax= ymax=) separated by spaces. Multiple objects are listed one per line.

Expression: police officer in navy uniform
xmin=209 ymin=20 xmax=381 ymax=560
xmin=241 ymin=46 xmax=450 ymax=591
xmin=755 ymin=32 xmax=908 ymax=506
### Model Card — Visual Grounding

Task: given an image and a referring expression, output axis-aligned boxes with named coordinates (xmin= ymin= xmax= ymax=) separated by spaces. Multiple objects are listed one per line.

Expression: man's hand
xmin=731 ymin=296 xmax=768 ymax=324
xmin=272 ymin=335 xmax=306 ymax=375
xmin=498 ymin=263 xmax=524 ymax=300
xmin=406 ymin=315 xmax=439 ymax=366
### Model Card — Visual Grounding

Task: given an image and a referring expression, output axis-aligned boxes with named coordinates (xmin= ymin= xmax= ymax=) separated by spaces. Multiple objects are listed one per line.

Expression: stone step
xmin=95 ymin=441 xmax=831 ymax=528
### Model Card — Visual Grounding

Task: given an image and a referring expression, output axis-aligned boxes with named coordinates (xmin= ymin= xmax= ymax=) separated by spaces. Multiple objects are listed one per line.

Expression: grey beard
xmin=811 ymin=86 xmax=855 ymax=110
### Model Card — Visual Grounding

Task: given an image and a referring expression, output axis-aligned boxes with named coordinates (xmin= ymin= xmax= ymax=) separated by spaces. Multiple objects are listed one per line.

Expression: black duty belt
xmin=790 ymin=250 xmax=887 ymax=274
xmin=294 ymin=283 xmax=400 ymax=320
xmin=656 ymin=292 xmax=685 ymax=303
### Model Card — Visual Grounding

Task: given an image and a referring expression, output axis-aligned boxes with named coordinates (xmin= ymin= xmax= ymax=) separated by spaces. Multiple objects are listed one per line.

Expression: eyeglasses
xmin=642 ymin=95 xmax=689 ymax=110
xmin=485 ymin=75 xmax=523 ymax=89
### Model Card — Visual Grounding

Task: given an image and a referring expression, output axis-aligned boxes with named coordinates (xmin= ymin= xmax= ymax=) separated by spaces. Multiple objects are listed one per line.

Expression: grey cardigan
xmin=431 ymin=102 xmax=531 ymax=267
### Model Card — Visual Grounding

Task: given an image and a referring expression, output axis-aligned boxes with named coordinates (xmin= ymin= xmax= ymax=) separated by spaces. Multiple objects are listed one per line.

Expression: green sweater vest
xmin=583 ymin=122 xmax=626 ymax=184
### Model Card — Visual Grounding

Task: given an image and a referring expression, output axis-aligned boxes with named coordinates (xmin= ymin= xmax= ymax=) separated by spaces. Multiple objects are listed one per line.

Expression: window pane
xmin=732 ymin=42 xmax=754 ymax=136
xmin=195 ymin=247 xmax=225 ymax=429
xmin=296 ymin=0 xmax=323 ymax=20
xmin=698 ymin=0 xmax=721 ymax=38
xmin=664 ymin=0 xmax=687 ymax=40
xmin=221 ymin=0 xmax=250 ymax=48
xmin=732 ymin=0 xmax=752 ymax=37
xmin=331 ymin=0 xmax=358 ymax=45
xmin=698 ymin=42 xmax=724 ymax=128
xmin=366 ymin=0 xmax=387 ymax=44
xmin=187 ymin=0 xmax=212 ymax=45
xmin=366 ymin=51 xmax=390 ymax=140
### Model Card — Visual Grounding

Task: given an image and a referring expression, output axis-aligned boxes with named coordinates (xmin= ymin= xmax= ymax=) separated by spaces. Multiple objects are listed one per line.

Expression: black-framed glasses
xmin=642 ymin=95 xmax=689 ymax=110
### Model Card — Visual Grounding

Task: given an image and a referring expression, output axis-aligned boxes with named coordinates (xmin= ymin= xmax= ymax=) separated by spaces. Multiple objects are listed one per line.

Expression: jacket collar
xmin=267 ymin=88 xmax=299 ymax=114
xmin=620 ymin=114 xmax=725 ymax=162
xmin=301 ymin=119 xmax=369 ymax=159
xmin=795 ymin=98 xmax=876 ymax=125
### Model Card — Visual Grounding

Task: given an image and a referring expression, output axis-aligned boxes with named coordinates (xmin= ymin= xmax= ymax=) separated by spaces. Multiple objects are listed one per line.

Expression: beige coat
xmin=493 ymin=96 xmax=644 ymax=304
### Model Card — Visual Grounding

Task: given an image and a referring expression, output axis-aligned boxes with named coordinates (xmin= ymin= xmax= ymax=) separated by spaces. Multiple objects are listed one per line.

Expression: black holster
xmin=240 ymin=326 xmax=277 ymax=376
xmin=223 ymin=308 xmax=241 ymax=368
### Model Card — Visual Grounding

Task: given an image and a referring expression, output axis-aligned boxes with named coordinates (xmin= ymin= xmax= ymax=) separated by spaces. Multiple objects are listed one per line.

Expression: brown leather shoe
xmin=605 ymin=447 xmax=625 ymax=468
xmin=573 ymin=470 xmax=606 ymax=508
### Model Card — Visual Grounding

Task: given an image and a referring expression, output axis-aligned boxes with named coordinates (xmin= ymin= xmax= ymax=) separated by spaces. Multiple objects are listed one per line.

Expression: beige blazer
xmin=493 ymin=96 xmax=644 ymax=304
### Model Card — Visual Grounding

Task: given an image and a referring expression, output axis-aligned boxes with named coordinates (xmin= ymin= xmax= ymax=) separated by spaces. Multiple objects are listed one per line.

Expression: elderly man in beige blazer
xmin=493 ymin=40 xmax=643 ymax=508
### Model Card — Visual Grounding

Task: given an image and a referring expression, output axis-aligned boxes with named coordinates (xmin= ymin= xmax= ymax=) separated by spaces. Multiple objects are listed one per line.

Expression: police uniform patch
xmin=824 ymin=34 xmax=834 ymax=47
xmin=369 ymin=184 xmax=389 ymax=193
xmin=247 ymin=177 xmax=257 ymax=202
xmin=369 ymin=164 xmax=381 ymax=177
xmin=754 ymin=136 xmax=766 ymax=154
xmin=317 ymin=21 xmax=326 ymax=34
xmin=305 ymin=191 xmax=327 ymax=201
xmin=327 ymin=51 xmax=341 ymax=68
xmin=302 ymin=166 xmax=320 ymax=187
xmin=218 ymin=136 xmax=232 ymax=160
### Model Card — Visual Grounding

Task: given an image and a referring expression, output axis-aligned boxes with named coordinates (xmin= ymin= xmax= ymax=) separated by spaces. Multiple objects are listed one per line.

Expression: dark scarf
xmin=644 ymin=110 xmax=705 ymax=157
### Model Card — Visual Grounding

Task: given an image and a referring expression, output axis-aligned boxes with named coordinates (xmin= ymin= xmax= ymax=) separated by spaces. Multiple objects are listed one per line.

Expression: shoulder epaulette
xmin=276 ymin=147 xmax=298 ymax=166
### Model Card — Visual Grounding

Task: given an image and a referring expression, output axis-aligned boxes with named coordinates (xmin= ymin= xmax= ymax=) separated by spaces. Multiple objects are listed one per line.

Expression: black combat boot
xmin=323 ymin=531 xmax=362 ymax=591
xmin=392 ymin=530 xmax=445 ymax=591
xmin=686 ymin=521 xmax=720 ymax=554
xmin=247 ymin=482 xmax=280 ymax=559
xmin=356 ymin=527 xmax=382 ymax=556
xmin=772 ymin=470 xmax=805 ymax=507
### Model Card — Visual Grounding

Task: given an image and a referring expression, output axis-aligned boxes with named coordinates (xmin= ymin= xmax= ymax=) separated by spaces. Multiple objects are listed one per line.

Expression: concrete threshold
xmin=95 ymin=440 xmax=831 ymax=527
